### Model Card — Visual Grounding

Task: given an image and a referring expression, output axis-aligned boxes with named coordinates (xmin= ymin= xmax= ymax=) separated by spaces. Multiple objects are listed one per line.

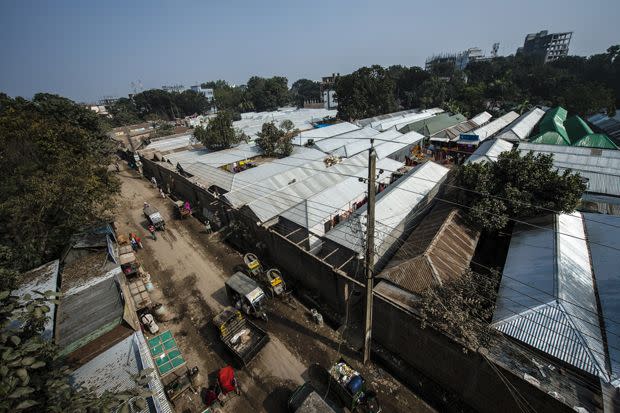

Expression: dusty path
xmin=114 ymin=166 xmax=434 ymax=413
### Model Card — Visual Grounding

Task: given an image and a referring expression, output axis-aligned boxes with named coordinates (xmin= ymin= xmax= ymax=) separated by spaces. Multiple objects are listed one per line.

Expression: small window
xmin=591 ymin=148 xmax=603 ymax=156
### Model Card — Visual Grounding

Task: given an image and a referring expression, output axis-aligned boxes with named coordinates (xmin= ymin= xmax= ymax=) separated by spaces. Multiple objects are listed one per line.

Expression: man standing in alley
xmin=204 ymin=220 xmax=212 ymax=234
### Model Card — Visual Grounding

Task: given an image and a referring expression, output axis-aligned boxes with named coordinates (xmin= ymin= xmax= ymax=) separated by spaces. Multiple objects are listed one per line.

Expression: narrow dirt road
xmin=114 ymin=166 xmax=435 ymax=413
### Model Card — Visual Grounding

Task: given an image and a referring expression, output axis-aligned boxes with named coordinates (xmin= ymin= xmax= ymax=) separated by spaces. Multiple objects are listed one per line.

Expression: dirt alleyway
xmin=114 ymin=166 xmax=435 ymax=413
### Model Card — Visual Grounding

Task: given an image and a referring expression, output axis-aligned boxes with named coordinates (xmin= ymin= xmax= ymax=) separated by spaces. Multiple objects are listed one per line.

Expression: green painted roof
xmin=538 ymin=106 xmax=569 ymax=142
xmin=565 ymin=116 xmax=594 ymax=144
xmin=399 ymin=113 xmax=467 ymax=136
xmin=529 ymin=131 xmax=570 ymax=145
xmin=574 ymin=134 xmax=619 ymax=149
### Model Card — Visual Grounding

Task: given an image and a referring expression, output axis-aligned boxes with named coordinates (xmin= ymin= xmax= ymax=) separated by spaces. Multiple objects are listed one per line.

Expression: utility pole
xmin=363 ymin=139 xmax=377 ymax=365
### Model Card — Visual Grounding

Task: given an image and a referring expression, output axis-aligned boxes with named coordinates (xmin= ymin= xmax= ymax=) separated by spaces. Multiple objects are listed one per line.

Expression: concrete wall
xmin=141 ymin=158 xmax=226 ymax=229
xmin=373 ymin=296 xmax=591 ymax=413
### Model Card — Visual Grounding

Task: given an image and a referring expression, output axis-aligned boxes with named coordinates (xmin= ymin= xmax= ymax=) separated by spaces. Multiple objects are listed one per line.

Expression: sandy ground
xmin=114 ymin=166 xmax=434 ymax=413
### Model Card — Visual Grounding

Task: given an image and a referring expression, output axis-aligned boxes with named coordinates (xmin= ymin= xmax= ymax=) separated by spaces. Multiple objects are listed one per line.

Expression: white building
xmin=190 ymin=85 xmax=214 ymax=101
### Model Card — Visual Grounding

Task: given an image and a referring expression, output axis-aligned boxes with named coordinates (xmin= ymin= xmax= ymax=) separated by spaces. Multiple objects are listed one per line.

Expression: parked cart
xmin=264 ymin=268 xmax=287 ymax=298
xmin=144 ymin=204 xmax=165 ymax=230
xmin=243 ymin=253 xmax=263 ymax=278
xmin=175 ymin=200 xmax=191 ymax=219
xmin=312 ymin=359 xmax=381 ymax=413
xmin=213 ymin=307 xmax=269 ymax=366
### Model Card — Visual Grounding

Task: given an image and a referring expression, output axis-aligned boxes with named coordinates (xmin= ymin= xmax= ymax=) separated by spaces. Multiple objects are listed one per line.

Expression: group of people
xmin=129 ymin=233 xmax=142 ymax=250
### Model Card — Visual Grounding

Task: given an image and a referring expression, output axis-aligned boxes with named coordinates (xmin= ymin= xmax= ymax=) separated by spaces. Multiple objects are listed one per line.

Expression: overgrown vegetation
xmin=455 ymin=150 xmax=586 ymax=232
xmin=0 ymin=291 xmax=150 ymax=412
xmin=0 ymin=93 xmax=120 ymax=273
xmin=255 ymin=120 xmax=299 ymax=158
xmin=335 ymin=45 xmax=619 ymax=120
xmin=193 ymin=111 xmax=247 ymax=150
xmin=419 ymin=269 xmax=499 ymax=351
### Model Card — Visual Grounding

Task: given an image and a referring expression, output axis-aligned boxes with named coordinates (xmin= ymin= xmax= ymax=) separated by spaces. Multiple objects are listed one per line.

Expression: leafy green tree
xmin=290 ymin=79 xmax=321 ymax=108
xmin=0 ymin=94 xmax=119 ymax=273
xmin=247 ymin=76 xmax=290 ymax=112
xmin=131 ymin=89 xmax=211 ymax=120
xmin=106 ymin=97 xmax=141 ymax=126
xmin=0 ymin=290 xmax=150 ymax=412
xmin=194 ymin=111 xmax=246 ymax=150
xmin=255 ymin=120 xmax=298 ymax=158
xmin=455 ymin=150 xmax=586 ymax=232
xmin=420 ymin=269 xmax=499 ymax=351
xmin=388 ymin=66 xmax=430 ymax=109
xmin=335 ymin=65 xmax=397 ymax=121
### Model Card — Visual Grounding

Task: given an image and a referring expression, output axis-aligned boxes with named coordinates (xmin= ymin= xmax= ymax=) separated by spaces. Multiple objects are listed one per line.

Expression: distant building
xmin=490 ymin=42 xmax=500 ymax=58
xmin=190 ymin=85 xmax=214 ymax=101
xmin=321 ymin=73 xmax=339 ymax=91
xmin=517 ymin=30 xmax=572 ymax=62
xmin=322 ymin=89 xmax=337 ymax=110
xmin=161 ymin=84 xmax=185 ymax=93
xmin=320 ymin=74 xmax=339 ymax=109
xmin=425 ymin=47 xmax=485 ymax=71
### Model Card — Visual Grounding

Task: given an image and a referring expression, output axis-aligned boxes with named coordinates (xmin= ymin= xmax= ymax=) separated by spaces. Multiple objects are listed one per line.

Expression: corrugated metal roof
xmin=71 ymin=331 xmax=172 ymax=413
xmin=400 ymin=113 xmax=467 ymax=136
xmin=371 ymin=109 xmax=439 ymax=132
xmin=429 ymin=119 xmax=479 ymax=143
xmin=294 ymin=122 xmax=359 ymax=146
xmin=279 ymin=157 xmax=402 ymax=234
xmin=234 ymin=108 xmax=337 ymax=140
xmin=529 ymin=131 xmax=570 ymax=145
xmin=574 ymin=134 xmax=618 ymax=149
xmin=325 ymin=162 xmax=450 ymax=259
xmin=589 ymin=110 xmax=620 ymax=145
xmin=466 ymin=139 xmax=514 ymax=164
xmin=15 ymin=260 xmax=60 ymax=340
xmin=163 ymin=143 xmax=261 ymax=169
xmin=182 ymin=147 xmax=326 ymax=193
xmin=517 ymin=142 xmax=620 ymax=196
xmin=142 ymin=133 xmax=193 ymax=152
xmin=313 ymin=127 xmax=379 ymax=153
xmin=374 ymin=131 xmax=425 ymax=160
xmin=458 ymin=111 xmax=519 ymax=144
xmin=538 ymin=106 xmax=569 ymax=142
xmin=583 ymin=213 xmax=620 ymax=385
xmin=495 ymin=107 xmax=546 ymax=142
xmin=333 ymin=129 xmax=402 ymax=158
xmin=492 ymin=213 xmax=608 ymax=380
xmin=470 ymin=111 xmax=493 ymax=127
xmin=377 ymin=205 xmax=479 ymax=295
xmin=358 ymin=108 xmax=420 ymax=127
xmin=57 ymin=270 xmax=124 ymax=350
xmin=238 ymin=154 xmax=402 ymax=223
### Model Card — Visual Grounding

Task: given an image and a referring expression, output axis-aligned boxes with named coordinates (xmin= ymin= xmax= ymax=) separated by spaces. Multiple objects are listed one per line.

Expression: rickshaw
xmin=243 ymin=252 xmax=263 ymax=278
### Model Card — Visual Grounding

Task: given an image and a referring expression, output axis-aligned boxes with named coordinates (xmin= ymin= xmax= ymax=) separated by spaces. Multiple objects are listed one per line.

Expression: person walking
xmin=151 ymin=176 xmax=157 ymax=188
xmin=204 ymin=220 xmax=212 ymax=234
xmin=148 ymin=225 xmax=157 ymax=240
xmin=159 ymin=188 xmax=165 ymax=198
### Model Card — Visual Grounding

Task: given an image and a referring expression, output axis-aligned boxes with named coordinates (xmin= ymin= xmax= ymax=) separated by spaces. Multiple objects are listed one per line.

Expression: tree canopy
xmin=290 ymin=79 xmax=321 ymax=108
xmin=335 ymin=65 xmax=398 ymax=121
xmin=255 ymin=120 xmax=298 ymax=158
xmin=455 ymin=150 xmax=586 ymax=232
xmin=0 ymin=94 xmax=119 ymax=273
xmin=246 ymin=76 xmax=290 ymax=112
xmin=193 ymin=111 xmax=247 ymax=150
xmin=334 ymin=45 xmax=619 ymax=120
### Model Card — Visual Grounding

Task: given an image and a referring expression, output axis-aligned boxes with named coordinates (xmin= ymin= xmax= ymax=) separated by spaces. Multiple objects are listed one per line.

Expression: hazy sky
xmin=1 ymin=0 xmax=618 ymax=102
